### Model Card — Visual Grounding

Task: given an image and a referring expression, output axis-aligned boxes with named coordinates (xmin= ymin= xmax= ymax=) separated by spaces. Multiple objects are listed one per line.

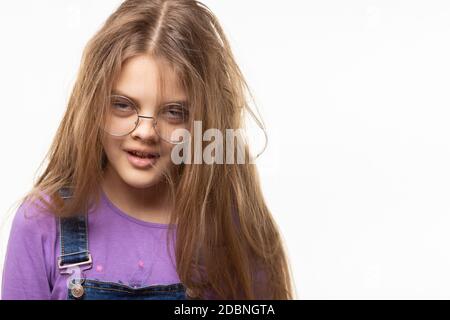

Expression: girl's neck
xmin=100 ymin=165 xmax=173 ymax=224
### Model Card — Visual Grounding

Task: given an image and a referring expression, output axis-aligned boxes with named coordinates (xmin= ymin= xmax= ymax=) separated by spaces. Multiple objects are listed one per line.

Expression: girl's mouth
xmin=125 ymin=150 xmax=160 ymax=168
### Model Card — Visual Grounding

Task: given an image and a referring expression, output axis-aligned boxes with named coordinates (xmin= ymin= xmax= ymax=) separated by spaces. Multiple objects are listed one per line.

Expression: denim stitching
xmin=82 ymin=286 xmax=185 ymax=294
xmin=82 ymin=279 xmax=185 ymax=291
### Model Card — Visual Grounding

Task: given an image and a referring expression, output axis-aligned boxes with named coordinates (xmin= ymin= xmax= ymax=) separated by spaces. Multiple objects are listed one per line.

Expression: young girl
xmin=1 ymin=0 xmax=293 ymax=300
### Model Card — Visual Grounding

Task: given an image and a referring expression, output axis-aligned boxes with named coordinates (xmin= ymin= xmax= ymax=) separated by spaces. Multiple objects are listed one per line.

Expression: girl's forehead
xmin=113 ymin=54 xmax=187 ymax=105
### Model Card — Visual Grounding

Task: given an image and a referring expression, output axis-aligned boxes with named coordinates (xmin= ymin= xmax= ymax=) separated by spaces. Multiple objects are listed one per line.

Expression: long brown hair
xmin=19 ymin=0 xmax=294 ymax=299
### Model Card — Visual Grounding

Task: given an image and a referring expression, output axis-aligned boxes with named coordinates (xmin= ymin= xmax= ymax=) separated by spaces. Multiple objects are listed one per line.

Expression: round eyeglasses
xmin=102 ymin=94 xmax=190 ymax=144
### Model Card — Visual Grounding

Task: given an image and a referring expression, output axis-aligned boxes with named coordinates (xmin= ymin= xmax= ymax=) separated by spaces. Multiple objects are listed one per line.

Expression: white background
xmin=1 ymin=0 xmax=450 ymax=299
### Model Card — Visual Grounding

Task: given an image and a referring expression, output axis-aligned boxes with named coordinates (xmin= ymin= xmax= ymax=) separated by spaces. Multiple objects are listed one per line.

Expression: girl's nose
xmin=130 ymin=116 xmax=160 ymax=142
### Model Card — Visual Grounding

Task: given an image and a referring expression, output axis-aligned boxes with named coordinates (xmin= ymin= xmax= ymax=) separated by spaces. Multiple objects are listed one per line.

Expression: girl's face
xmin=102 ymin=54 xmax=188 ymax=189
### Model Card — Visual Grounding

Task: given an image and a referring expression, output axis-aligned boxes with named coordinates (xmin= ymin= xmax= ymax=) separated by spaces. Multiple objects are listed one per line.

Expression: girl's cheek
xmin=102 ymin=138 xmax=123 ymax=163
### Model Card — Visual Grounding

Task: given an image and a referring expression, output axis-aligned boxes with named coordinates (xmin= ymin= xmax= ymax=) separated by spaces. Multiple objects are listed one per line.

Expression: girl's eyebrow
xmin=111 ymin=89 xmax=188 ymax=106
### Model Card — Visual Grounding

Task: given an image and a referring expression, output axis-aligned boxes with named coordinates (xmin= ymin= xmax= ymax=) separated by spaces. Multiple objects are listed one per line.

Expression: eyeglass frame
xmin=103 ymin=94 xmax=190 ymax=144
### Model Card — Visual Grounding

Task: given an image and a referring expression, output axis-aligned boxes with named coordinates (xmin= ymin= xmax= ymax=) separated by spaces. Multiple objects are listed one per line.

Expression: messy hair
xmin=19 ymin=0 xmax=294 ymax=299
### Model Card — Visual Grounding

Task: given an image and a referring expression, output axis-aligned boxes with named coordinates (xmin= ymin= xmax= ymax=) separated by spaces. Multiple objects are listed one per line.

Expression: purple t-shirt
xmin=1 ymin=189 xmax=181 ymax=300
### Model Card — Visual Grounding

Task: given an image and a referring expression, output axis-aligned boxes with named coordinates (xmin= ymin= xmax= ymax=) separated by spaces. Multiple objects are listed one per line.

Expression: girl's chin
xmin=121 ymin=174 xmax=164 ymax=189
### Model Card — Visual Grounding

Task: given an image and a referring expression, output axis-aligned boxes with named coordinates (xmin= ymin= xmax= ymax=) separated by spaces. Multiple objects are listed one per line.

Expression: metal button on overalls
xmin=71 ymin=284 xmax=85 ymax=299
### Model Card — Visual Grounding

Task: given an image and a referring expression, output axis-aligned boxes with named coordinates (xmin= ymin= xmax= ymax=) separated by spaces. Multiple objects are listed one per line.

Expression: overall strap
xmin=57 ymin=187 xmax=92 ymax=274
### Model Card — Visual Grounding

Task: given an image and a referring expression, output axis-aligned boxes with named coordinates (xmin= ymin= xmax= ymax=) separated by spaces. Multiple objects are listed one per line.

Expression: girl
xmin=1 ymin=0 xmax=293 ymax=300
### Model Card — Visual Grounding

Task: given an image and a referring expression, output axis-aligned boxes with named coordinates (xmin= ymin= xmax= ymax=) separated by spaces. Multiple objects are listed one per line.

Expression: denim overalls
xmin=56 ymin=187 xmax=189 ymax=300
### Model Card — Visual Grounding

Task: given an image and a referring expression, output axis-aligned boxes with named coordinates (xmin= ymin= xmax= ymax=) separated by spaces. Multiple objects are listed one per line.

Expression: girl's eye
xmin=109 ymin=97 xmax=136 ymax=117
xmin=160 ymin=104 xmax=189 ymax=121
xmin=112 ymin=103 xmax=132 ymax=110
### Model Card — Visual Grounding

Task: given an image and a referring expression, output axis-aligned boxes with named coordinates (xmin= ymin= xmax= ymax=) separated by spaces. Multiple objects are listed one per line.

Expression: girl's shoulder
xmin=2 ymin=195 xmax=58 ymax=300
xmin=9 ymin=194 xmax=58 ymax=244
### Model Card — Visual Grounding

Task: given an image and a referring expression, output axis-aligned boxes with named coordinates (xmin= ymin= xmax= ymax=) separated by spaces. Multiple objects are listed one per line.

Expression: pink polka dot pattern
xmin=96 ymin=264 xmax=104 ymax=272
xmin=138 ymin=260 xmax=144 ymax=268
